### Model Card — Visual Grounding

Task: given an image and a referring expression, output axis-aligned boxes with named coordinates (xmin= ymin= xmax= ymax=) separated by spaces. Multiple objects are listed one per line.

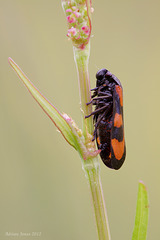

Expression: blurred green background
xmin=1 ymin=0 xmax=160 ymax=239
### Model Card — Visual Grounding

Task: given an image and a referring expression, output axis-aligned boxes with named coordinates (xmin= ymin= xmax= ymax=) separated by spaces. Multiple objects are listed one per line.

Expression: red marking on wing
xmin=115 ymin=85 xmax=123 ymax=107
xmin=111 ymin=137 xmax=125 ymax=160
xmin=114 ymin=113 xmax=123 ymax=128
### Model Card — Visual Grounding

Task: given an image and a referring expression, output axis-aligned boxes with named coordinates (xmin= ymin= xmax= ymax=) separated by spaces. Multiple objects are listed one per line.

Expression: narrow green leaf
xmin=132 ymin=181 xmax=149 ymax=240
xmin=8 ymin=57 xmax=78 ymax=149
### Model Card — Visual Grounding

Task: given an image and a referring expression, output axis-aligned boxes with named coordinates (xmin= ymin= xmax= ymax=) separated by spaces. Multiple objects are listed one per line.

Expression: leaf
xmin=132 ymin=181 xmax=149 ymax=240
xmin=8 ymin=57 xmax=79 ymax=150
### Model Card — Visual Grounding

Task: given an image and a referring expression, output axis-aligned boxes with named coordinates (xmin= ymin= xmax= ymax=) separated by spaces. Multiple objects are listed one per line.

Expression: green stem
xmin=73 ymin=43 xmax=93 ymax=138
xmin=83 ymin=158 xmax=111 ymax=240
xmin=74 ymin=42 xmax=111 ymax=239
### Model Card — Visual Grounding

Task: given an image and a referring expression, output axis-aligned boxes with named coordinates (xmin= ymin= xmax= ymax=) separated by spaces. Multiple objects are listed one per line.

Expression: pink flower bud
xmin=81 ymin=25 xmax=90 ymax=35
xmin=67 ymin=15 xmax=76 ymax=23
xmin=62 ymin=0 xmax=92 ymax=49
xmin=66 ymin=9 xmax=72 ymax=13
xmin=73 ymin=10 xmax=81 ymax=18
xmin=67 ymin=27 xmax=77 ymax=37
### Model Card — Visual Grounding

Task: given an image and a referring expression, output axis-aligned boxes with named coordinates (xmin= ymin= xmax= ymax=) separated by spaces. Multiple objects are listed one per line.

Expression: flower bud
xmin=62 ymin=0 xmax=92 ymax=49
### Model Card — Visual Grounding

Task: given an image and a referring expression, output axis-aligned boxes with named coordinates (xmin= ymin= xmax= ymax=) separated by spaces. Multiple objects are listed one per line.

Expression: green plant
xmin=8 ymin=1 xmax=149 ymax=239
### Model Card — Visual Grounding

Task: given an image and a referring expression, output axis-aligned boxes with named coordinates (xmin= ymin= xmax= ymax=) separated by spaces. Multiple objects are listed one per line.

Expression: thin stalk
xmin=83 ymin=158 xmax=111 ymax=240
xmin=74 ymin=43 xmax=111 ymax=239
xmin=73 ymin=43 xmax=93 ymax=138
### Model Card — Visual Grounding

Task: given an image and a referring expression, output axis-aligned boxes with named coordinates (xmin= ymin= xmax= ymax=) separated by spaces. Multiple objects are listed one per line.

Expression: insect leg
xmin=86 ymin=95 xmax=112 ymax=106
xmin=85 ymin=104 xmax=110 ymax=118
xmin=92 ymin=105 xmax=112 ymax=141
xmin=91 ymin=87 xmax=98 ymax=91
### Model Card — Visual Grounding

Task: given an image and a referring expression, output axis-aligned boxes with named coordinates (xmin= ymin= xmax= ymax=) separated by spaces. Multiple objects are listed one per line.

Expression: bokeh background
xmin=1 ymin=0 xmax=160 ymax=239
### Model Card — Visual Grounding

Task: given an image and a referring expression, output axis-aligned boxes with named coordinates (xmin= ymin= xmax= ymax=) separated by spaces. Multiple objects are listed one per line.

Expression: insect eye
xmin=105 ymin=71 xmax=112 ymax=77
xmin=96 ymin=68 xmax=108 ymax=80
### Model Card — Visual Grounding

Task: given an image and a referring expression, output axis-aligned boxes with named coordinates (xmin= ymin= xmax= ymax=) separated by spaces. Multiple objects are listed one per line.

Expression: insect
xmin=85 ymin=68 xmax=126 ymax=170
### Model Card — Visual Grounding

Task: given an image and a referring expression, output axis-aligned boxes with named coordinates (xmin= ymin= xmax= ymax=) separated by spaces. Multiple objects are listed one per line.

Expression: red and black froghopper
xmin=86 ymin=68 xmax=126 ymax=170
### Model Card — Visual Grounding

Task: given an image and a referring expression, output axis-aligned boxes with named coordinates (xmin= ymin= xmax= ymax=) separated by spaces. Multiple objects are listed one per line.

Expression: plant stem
xmin=83 ymin=158 xmax=111 ymax=240
xmin=73 ymin=43 xmax=93 ymax=138
xmin=74 ymin=43 xmax=111 ymax=239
